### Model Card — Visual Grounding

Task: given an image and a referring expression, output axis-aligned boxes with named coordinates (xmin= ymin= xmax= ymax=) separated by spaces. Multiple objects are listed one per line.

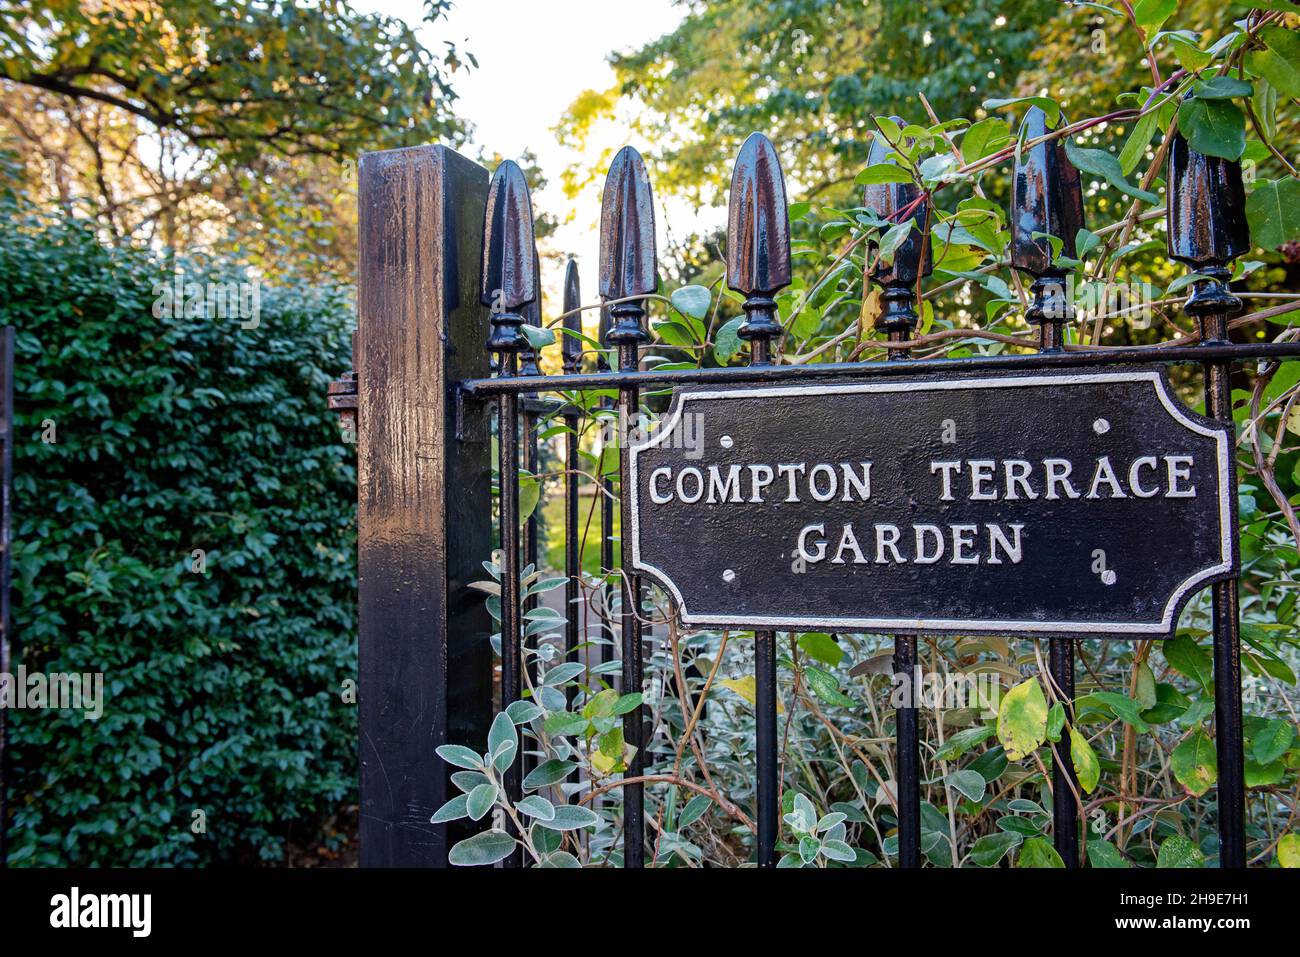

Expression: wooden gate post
xmin=356 ymin=145 xmax=493 ymax=867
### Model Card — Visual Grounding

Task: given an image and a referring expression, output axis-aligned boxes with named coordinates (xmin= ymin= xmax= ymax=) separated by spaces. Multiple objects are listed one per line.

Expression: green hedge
xmin=0 ymin=199 xmax=357 ymax=865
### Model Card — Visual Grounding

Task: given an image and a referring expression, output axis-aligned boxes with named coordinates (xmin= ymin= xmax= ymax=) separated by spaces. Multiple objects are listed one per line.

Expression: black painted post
xmin=1011 ymin=105 xmax=1086 ymax=868
xmin=356 ymin=145 xmax=492 ymax=867
xmin=0 ymin=327 xmax=12 ymax=867
xmin=562 ymin=260 xmax=583 ymax=710
xmin=482 ymin=160 xmax=540 ymax=868
xmin=727 ymin=132 xmax=793 ymax=868
xmin=1167 ymin=129 xmax=1249 ymax=867
xmin=863 ymin=120 xmax=931 ymax=868
xmin=519 ymin=247 xmax=543 ymax=787
xmin=599 ymin=146 xmax=657 ymax=867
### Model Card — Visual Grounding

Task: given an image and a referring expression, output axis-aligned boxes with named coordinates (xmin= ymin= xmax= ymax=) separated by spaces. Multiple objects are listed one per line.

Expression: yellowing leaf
xmin=1069 ymin=727 xmax=1100 ymax=794
xmin=997 ymin=678 xmax=1048 ymax=761
xmin=1278 ymin=833 xmax=1300 ymax=868
xmin=1171 ymin=729 xmax=1218 ymax=797
xmin=719 ymin=675 xmax=784 ymax=713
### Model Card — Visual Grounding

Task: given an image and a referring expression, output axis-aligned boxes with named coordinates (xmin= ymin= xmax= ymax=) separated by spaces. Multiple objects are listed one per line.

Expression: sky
xmin=354 ymin=0 xmax=691 ymax=319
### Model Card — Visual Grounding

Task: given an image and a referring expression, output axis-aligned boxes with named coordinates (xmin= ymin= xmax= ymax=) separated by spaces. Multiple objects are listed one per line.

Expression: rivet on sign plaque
xmin=720 ymin=435 xmax=734 ymax=449
xmin=1093 ymin=418 xmax=1110 ymax=434
xmin=722 ymin=569 xmax=736 ymax=582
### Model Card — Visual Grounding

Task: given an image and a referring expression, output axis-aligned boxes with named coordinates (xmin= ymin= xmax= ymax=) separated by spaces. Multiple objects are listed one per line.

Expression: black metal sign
xmin=628 ymin=368 xmax=1234 ymax=637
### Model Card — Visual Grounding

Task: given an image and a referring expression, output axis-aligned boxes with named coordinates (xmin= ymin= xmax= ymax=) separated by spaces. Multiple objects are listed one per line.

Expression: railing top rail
xmin=457 ymin=339 xmax=1300 ymax=396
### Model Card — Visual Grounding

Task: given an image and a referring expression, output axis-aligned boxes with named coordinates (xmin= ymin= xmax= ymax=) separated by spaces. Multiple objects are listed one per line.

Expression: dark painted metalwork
xmin=461 ymin=340 xmax=1300 ymax=396
xmin=0 ymin=327 xmax=12 ymax=866
xmin=562 ymin=259 xmax=583 ymax=711
xmin=356 ymin=145 xmax=492 ymax=867
xmin=727 ymin=132 xmax=792 ymax=868
xmin=598 ymin=303 xmax=616 ymax=671
xmin=482 ymin=160 xmax=539 ymax=868
xmin=520 ymin=247 xmax=543 ymax=791
xmin=1012 ymin=105 xmax=1084 ymax=867
xmin=865 ymin=119 xmax=931 ymax=868
xmin=1168 ymin=128 xmax=1247 ymax=868
xmin=600 ymin=145 xmax=656 ymax=868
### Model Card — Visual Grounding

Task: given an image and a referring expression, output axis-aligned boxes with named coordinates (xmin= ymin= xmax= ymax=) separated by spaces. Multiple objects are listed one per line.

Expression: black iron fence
xmin=336 ymin=105 xmax=1299 ymax=868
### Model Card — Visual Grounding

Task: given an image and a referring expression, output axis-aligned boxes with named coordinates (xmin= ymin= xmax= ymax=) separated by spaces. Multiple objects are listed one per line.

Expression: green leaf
xmin=1087 ymin=840 xmax=1131 ymax=868
xmin=1046 ymin=702 xmax=1065 ymax=743
xmin=855 ymin=163 xmax=914 ymax=185
xmin=946 ymin=769 xmax=987 ymax=803
xmin=467 ymin=782 xmax=497 ymax=821
xmin=488 ymin=711 xmax=518 ymax=771
xmin=1017 ymin=836 xmax=1065 ymax=868
xmin=542 ymin=711 xmax=589 ymax=737
xmin=1179 ymin=98 xmax=1246 ymax=161
xmin=670 ymin=284 xmax=712 ymax=320
xmin=1253 ymin=718 xmax=1294 ymax=765
xmin=505 ymin=700 xmax=543 ymax=724
xmin=612 ymin=692 xmax=644 ymax=715
xmin=1171 ymin=729 xmax=1218 ymax=796
xmin=1245 ymin=178 xmax=1300 ymax=251
xmin=797 ymin=632 xmax=843 ymax=667
xmin=436 ymin=744 xmax=484 ymax=770
xmin=448 ymin=829 xmax=515 ymax=866
xmin=1163 ymin=635 xmax=1214 ymax=691
xmin=1064 ymin=140 xmax=1160 ymax=204
xmin=970 ymin=831 xmax=1022 ymax=866
xmin=806 ymin=666 xmax=857 ymax=708
xmin=519 ymin=323 xmax=555 ymax=349
xmin=1246 ymin=26 xmax=1300 ymax=99
xmin=934 ymin=725 xmax=996 ymax=762
xmin=961 ymin=117 xmax=1011 ymax=165
xmin=536 ymin=850 xmax=582 ymax=867
xmin=876 ymin=221 xmax=915 ymax=268
xmin=1069 ymin=727 xmax=1101 ymax=794
xmin=523 ymin=758 xmax=577 ymax=790
xmin=1192 ymin=76 xmax=1253 ymax=100
xmin=997 ymin=678 xmax=1048 ymax=761
xmin=1132 ymin=0 xmax=1176 ymax=29
xmin=713 ymin=316 xmax=745 ymax=362
xmin=1157 ymin=834 xmax=1205 ymax=868
xmin=677 ymin=794 xmax=712 ymax=829
xmin=583 ymin=688 xmax=619 ymax=719
xmin=1134 ymin=661 xmax=1157 ymax=710
xmin=516 ymin=795 xmax=556 ymax=821
xmin=430 ymin=794 xmax=469 ymax=824
xmin=820 ymin=839 xmax=857 ymax=863
xmin=519 ymin=472 xmax=540 ymax=522
xmin=544 ymin=804 xmax=602 ymax=831
xmin=1118 ymin=110 xmax=1159 ymax=176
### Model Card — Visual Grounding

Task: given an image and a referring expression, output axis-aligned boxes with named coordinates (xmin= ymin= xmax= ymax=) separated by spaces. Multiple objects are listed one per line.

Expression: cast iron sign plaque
xmin=627 ymin=369 xmax=1234 ymax=636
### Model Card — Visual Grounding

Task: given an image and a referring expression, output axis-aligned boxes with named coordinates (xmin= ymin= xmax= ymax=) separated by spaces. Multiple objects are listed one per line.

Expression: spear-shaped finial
xmin=727 ymin=132 xmax=792 ymax=365
xmin=1167 ymin=121 xmax=1249 ymax=339
xmin=599 ymin=146 xmax=657 ymax=347
xmin=482 ymin=160 xmax=538 ymax=361
xmin=864 ymin=118 xmax=932 ymax=340
xmin=519 ymin=246 xmax=543 ymax=377
xmin=562 ymin=258 xmax=582 ymax=374
xmin=1011 ymin=105 xmax=1085 ymax=345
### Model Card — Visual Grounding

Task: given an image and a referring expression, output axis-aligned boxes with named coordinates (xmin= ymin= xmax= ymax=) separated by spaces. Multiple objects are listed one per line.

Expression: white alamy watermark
xmin=0 ymin=667 xmax=105 ymax=720
xmin=50 ymin=887 xmax=151 ymax=937
xmin=152 ymin=269 xmax=260 ymax=329
xmin=890 ymin=666 xmax=1002 ymax=718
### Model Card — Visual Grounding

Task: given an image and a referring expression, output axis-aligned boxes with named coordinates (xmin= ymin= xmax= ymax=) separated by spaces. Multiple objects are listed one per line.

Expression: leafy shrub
xmin=0 ymin=198 xmax=357 ymax=865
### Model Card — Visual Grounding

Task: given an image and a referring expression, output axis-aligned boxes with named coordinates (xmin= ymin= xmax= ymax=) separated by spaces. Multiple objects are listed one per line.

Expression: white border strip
xmin=627 ymin=370 xmax=1233 ymax=635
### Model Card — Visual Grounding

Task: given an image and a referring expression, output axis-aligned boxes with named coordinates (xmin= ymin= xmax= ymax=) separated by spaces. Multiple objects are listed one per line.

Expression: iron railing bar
xmin=496 ymin=352 xmax=524 ymax=869
xmin=459 ymin=340 xmax=1300 ymax=396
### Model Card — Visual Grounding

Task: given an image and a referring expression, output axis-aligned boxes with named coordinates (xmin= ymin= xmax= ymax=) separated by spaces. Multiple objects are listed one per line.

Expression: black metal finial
xmin=1167 ymin=124 xmax=1249 ymax=340
xmin=727 ymin=132 xmax=792 ymax=365
xmin=482 ymin=160 xmax=538 ymax=359
xmin=1011 ymin=105 xmax=1085 ymax=342
xmin=562 ymin=258 xmax=582 ymax=374
xmin=864 ymin=117 xmax=932 ymax=337
xmin=519 ymin=246 xmax=542 ymax=377
xmin=599 ymin=146 xmax=657 ymax=346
